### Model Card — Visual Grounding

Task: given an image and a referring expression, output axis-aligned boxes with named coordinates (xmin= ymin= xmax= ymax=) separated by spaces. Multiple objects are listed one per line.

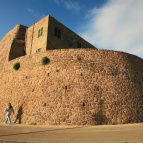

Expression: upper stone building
xmin=26 ymin=15 xmax=96 ymax=54
xmin=0 ymin=15 xmax=96 ymax=61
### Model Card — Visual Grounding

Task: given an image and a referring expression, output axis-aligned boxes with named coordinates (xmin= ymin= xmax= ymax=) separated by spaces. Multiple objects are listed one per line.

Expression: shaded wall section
xmin=8 ymin=25 xmax=27 ymax=61
xmin=0 ymin=24 xmax=27 ymax=63
xmin=0 ymin=49 xmax=143 ymax=125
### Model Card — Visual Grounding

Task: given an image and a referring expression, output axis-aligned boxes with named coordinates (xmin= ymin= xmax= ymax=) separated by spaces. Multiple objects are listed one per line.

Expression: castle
xmin=0 ymin=15 xmax=143 ymax=125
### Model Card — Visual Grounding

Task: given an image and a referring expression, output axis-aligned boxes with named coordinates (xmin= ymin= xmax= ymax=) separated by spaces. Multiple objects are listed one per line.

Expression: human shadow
xmin=93 ymin=110 xmax=108 ymax=125
xmin=93 ymin=100 xmax=108 ymax=125
xmin=14 ymin=105 xmax=23 ymax=124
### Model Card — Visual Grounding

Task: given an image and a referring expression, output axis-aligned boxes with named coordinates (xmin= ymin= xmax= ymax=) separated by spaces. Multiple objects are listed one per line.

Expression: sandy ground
xmin=0 ymin=123 xmax=143 ymax=143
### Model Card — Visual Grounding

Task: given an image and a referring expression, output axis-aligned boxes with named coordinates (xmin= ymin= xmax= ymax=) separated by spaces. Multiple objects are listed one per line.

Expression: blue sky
xmin=0 ymin=0 xmax=143 ymax=59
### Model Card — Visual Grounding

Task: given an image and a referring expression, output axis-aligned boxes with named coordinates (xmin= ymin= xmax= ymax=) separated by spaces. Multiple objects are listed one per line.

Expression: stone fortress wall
xmin=0 ymin=48 xmax=143 ymax=125
xmin=0 ymin=15 xmax=143 ymax=125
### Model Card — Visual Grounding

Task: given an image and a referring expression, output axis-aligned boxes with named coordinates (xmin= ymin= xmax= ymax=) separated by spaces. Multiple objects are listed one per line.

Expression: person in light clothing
xmin=5 ymin=103 xmax=14 ymax=124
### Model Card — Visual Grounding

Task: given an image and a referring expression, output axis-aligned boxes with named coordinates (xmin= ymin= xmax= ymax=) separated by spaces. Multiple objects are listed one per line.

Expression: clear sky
xmin=0 ymin=0 xmax=143 ymax=58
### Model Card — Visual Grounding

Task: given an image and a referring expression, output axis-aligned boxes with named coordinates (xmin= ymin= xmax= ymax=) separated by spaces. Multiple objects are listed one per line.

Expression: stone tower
xmin=0 ymin=15 xmax=96 ymax=62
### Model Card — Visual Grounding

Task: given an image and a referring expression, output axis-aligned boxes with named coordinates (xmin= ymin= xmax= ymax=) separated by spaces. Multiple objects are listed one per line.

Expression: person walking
xmin=5 ymin=103 xmax=14 ymax=124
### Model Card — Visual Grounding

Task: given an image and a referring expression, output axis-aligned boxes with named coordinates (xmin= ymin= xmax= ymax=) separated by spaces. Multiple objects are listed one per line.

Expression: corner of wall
xmin=8 ymin=25 xmax=27 ymax=61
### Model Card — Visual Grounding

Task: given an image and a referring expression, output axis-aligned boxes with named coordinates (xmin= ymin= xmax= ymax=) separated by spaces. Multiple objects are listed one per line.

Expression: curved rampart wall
xmin=0 ymin=48 xmax=143 ymax=125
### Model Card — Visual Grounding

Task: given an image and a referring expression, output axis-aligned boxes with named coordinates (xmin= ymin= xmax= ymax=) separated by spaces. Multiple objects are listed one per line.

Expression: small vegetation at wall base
xmin=13 ymin=62 xmax=20 ymax=70
xmin=41 ymin=56 xmax=50 ymax=65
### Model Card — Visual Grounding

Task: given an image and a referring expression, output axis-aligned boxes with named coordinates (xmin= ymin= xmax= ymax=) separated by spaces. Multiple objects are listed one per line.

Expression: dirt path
xmin=0 ymin=123 xmax=143 ymax=143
